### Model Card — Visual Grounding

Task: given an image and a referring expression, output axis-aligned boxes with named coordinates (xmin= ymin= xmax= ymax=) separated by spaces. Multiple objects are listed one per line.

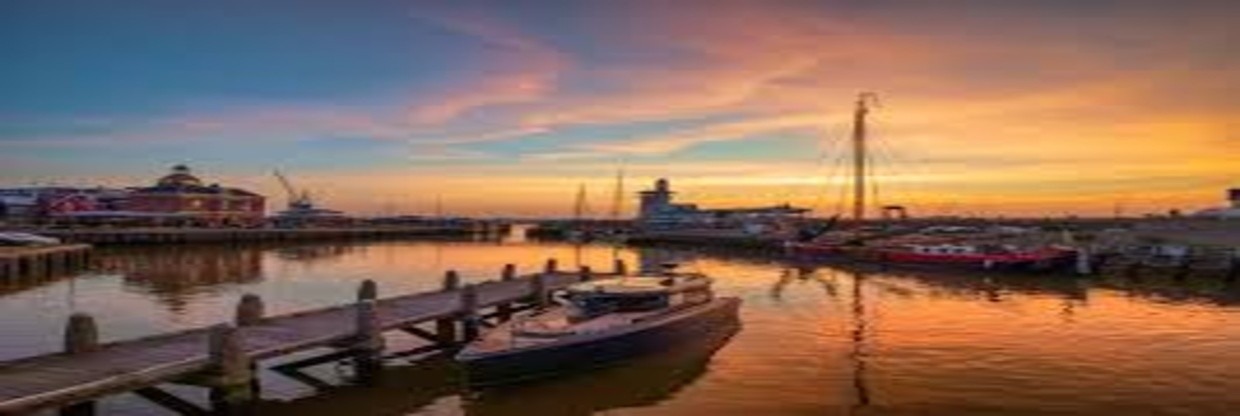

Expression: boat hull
xmin=457 ymin=297 xmax=741 ymax=386
xmin=876 ymin=249 xmax=1076 ymax=270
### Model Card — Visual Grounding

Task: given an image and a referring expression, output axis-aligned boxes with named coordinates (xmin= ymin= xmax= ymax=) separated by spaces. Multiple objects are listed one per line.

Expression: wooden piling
xmin=357 ymin=279 xmax=378 ymax=301
xmin=436 ymin=271 xmax=460 ymax=344
xmin=460 ymin=284 xmax=480 ymax=342
xmin=64 ymin=313 xmax=98 ymax=354
xmin=614 ymin=258 xmax=628 ymax=276
xmin=579 ymin=266 xmax=593 ymax=282
xmin=1 ymin=258 xmax=14 ymax=281
xmin=1228 ymin=256 xmax=1239 ymax=282
xmin=59 ymin=314 xmax=99 ymax=416
xmin=544 ymin=258 xmax=558 ymax=274
xmin=531 ymin=273 xmax=549 ymax=308
xmin=441 ymin=271 xmax=461 ymax=292
xmin=497 ymin=265 xmax=516 ymax=321
xmin=206 ymin=324 xmax=254 ymax=413
xmin=352 ymin=300 xmax=384 ymax=382
xmin=234 ymin=294 xmax=264 ymax=327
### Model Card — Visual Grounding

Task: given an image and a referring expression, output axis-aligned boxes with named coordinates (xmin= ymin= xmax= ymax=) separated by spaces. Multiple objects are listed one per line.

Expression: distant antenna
xmin=574 ymin=184 xmax=588 ymax=220
xmin=610 ymin=167 xmax=625 ymax=220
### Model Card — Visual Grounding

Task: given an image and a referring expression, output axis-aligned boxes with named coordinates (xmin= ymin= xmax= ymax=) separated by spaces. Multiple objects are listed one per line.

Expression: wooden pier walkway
xmin=0 ymin=259 xmax=617 ymax=415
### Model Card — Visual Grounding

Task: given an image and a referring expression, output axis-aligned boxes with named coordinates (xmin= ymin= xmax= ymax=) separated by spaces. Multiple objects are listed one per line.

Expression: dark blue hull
xmin=459 ymin=297 xmax=741 ymax=386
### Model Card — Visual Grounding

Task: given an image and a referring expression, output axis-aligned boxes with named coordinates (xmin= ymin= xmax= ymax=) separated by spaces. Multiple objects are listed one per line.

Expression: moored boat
xmin=456 ymin=269 xmax=740 ymax=386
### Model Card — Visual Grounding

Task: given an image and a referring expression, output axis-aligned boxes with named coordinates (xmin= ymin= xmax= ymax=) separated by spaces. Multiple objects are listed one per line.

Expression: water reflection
xmin=3 ymin=241 xmax=1240 ymax=415
xmin=97 ymin=245 xmax=263 ymax=313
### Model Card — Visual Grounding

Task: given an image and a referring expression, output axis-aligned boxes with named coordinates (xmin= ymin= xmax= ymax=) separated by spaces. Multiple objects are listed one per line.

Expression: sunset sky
xmin=2 ymin=1 xmax=1237 ymax=218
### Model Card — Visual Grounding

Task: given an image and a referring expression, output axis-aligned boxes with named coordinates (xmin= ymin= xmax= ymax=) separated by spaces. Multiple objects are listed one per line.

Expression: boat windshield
xmin=568 ymin=293 xmax=669 ymax=320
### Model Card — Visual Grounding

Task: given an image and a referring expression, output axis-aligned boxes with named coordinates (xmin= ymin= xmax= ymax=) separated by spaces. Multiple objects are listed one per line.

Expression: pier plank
xmin=0 ymin=271 xmax=591 ymax=413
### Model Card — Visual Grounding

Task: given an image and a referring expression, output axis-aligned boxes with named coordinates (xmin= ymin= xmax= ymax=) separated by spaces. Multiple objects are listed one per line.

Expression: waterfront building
xmin=637 ymin=178 xmax=809 ymax=230
xmin=122 ymin=165 xmax=266 ymax=226
xmin=1194 ymin=188 xmax=1240 ymax=219
xmin=1 ymin=167 xmax=265 ymax=227
xmin=0 ymin=187 xmax=128 ymax=223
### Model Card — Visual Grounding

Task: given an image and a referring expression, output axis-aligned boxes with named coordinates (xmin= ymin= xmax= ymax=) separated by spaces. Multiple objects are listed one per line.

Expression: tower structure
xmin=638 ymin=178 xmax=674 ymax=218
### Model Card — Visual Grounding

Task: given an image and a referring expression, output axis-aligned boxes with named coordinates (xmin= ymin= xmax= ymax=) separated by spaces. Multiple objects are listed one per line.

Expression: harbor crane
xmin=273 ymin=170 xmax=314 ymax=211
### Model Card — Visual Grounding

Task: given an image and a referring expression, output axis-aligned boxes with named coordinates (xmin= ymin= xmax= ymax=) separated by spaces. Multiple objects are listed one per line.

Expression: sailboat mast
xmin=851 ymin=92 xmax=878 ymax=222
xmin=610 ymin=167 xmax=624 ymax=220
xmin=574 ymin=183 xmax=587 ymax=221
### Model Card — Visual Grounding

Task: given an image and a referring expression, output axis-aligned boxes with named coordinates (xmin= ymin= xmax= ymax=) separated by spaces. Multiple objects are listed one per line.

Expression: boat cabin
xmin=562 ymin=275 xmax=712 ymax=321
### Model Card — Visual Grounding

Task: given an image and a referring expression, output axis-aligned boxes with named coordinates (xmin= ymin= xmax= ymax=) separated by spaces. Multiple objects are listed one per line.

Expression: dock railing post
xmin=358 ymin=279 xmax=378 ymax=301
xmin=531 ymin=273 xmax=549 ymax=308
xmin=235 ymin=294 xmax=264 ymax=327
xmin=502 ymin=264 xmax=516 ymax=281
xmin=64 ymin=313 xmax=98 ymax=354
xmin=1228 ymin=250 xmax=1240 ymax=282
xmin=579 ymin=266 xmax=593 ymax=282
xmin=353 ymin=299 xmax=384 ymax=383
xmin=206 ymin=324 xmax=255 ymax=414
xmin=460 ymin=284 xmax=480 ymax=342
xmin=59 ymin=313 xmax=99 ymax=416
xmin=497 ymin=264 xmax=516 ymax=321
xmin=614 ymin=258 xmax=627 ymax=276
xmin=441 ymin=270 xmax=461 ymax=292
xmin=544 ymin=258 xmax=558 ymax=275
xmin=436 ymin=271 xmax=460 ymax=345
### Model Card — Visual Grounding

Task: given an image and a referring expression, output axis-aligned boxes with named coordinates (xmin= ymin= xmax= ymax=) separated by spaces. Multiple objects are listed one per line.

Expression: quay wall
xmin=0 ymin=244 xmax=92 ymax=281
xmin=19 ymin=226 xmax=496 ymax=245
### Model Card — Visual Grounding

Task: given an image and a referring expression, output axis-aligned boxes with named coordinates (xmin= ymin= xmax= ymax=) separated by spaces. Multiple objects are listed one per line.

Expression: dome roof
xmin=156 ymin=165 xmax=203 ymax=188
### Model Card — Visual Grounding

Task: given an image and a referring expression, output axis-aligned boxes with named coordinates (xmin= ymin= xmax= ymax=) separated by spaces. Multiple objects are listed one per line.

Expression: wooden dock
xmin=0 ymin=259 xmax=618 ymax=415
xmin=0 ymin=244 xmax=92 ymax=282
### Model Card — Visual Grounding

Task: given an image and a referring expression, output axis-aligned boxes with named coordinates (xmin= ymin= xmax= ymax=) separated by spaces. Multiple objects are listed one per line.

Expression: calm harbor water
xmin=4 ymin=236 xmax=1240 ymax=415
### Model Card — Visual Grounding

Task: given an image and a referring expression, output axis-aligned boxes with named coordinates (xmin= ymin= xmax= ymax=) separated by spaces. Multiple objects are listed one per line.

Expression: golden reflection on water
xmin=4 ymin=240 xmax=1240 ymax=415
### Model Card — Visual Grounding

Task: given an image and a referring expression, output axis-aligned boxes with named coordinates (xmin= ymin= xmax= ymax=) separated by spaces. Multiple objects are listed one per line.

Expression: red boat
xmin=869 ymin=242 xmax=1075 ymax=270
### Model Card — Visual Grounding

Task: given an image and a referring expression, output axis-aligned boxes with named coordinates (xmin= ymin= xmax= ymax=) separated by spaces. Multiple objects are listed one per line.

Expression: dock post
xmin=59 ymin=313 xmax=99 ymax=416
xmin=1 ymin=258 xmax=15 ymax=282
xmin=358 ymin=279 xmax=378 ymax=301
xmin=441 ymin=270 xmax=461 ymax=292
xmin=206 ymin=324 xmax=255 ymax=414
xmin=235 ymin=294 xmax=264 ymax=326
xmin=502 ymin=264 xmax=516 ymax=281
xmin=614 ymin=258 xmax=628 ymax=276
xmin=31 ymin=253 xmax=45 ymax=278
xmin=531 ymin=273 xmax=549 ymax=308
xmin=579 ymin=265 xmax=593 ymax=282
xmin=1227 ymin=255 xmax=1239 ymax=282
xmin=352 ymin=300 xmax=384 ymax=383
xmin=437 ymin=271 xmax=460 ymax=345
xmin=497 ymin=264 xmax=516 ymax=321
xmin=460 ymin=284 xmax=480 ymax=342
xmin=64 ymin=313 xmax=99 ymax=353
xmin=1173 ymin=257 xmax=1191 ymax=281
xmin=544 ymin=258 xmax=558 ymax=274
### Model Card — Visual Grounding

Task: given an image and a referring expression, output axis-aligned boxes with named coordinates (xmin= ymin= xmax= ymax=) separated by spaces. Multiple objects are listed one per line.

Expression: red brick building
xmin=125 ymin=165 xmax=265 ymax=226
